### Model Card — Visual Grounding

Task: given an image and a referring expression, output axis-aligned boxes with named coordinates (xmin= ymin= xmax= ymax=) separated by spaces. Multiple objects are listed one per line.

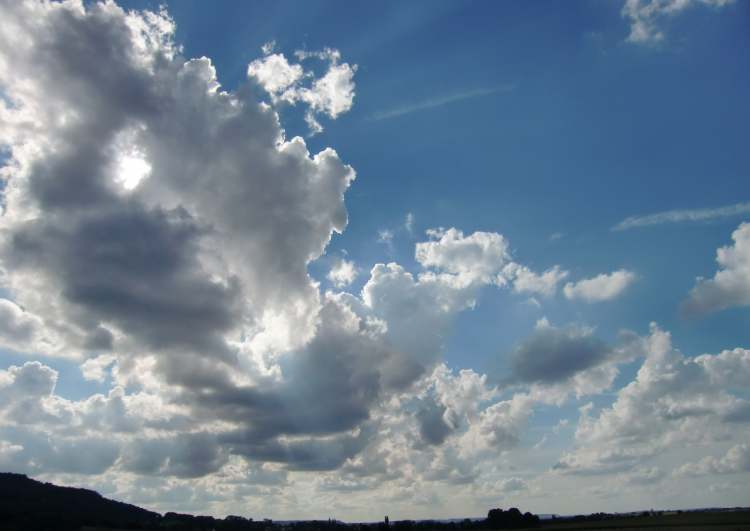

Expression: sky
xmin=0 ymin=0 xmax=749 ymax=521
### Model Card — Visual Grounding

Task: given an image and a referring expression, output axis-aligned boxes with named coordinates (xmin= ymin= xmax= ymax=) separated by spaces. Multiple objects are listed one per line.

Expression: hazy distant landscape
xmin=2 ymin=473 xmax=749 ymax=531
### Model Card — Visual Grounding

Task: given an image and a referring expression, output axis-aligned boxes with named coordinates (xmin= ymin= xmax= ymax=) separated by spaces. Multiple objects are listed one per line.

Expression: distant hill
xmin=0 ymin=472 xmax=159 ymax=531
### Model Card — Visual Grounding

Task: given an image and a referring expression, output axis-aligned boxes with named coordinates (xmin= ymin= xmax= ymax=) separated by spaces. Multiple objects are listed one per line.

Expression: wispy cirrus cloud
xmin=613 ymin=201 xmax=750 ymax=231
xmin=369 ymin=84 xmax=514 ymax=121
xmin=622 ymin=0 xmax=735 ymax=45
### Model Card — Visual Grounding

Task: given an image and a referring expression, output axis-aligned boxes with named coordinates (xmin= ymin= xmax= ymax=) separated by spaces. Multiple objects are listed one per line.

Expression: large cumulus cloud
xmin=0 ymin=0 xmax=359 ymax=475
xmin=0 ymin=0 xmax=539 ymax=488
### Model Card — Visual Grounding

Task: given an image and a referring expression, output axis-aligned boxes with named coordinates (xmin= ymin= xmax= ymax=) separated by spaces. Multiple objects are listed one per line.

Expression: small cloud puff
xmin=247 ymin=45 xmax=356 ymax=134
xmin=327 ymin=258 xmax=359 ymax=288
xmin=564 ymin=269 xmax=636 ymax=302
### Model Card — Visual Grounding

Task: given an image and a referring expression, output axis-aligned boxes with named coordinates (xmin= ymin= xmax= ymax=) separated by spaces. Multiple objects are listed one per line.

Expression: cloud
xmin=496 ymin=477 xmax=528 ymax=492
xmin=377 ymin=229 xmax=394 ymax=251
xmin=416 ymin=399 xmax=455 ymax=446
xmin=120 ymin=432 xmax=228 ymax=478
xmin=0 ymin=0 xmax=361 ymax=474
xmin=613 ymin=201 xmax=750 ymax=230
xmin=694 ymin=347 xmax=750 ymax=389
xmin=369 ymin=85 xmax=514 ymax=121
xmin=0 ymin=362 xmax=120 ymax=474
xmin=622 ymin=0 xmax=735 ymax=44
xmin=510 ymin=320 xmax=613 ymax=385
xmin=556 ymin=324 xmax=750 ymax=475
xmin=409 ymin=365 xmax=497 ymax=449
xmin=248 ymin=46 xmax=356 ymax=134
xmin=0 ymin=2 xmax=357 ymax=386
xmin=675 ymin=444 xmax=750 ymax=476
xmin=359 ymin=259 xmax=485 ymax=382
xmin=683 ymin=222 xmax=750 ymax=316
xmin=507 ymin=264 xmax=569 ymax=297
xmin=327 ymin=258 xmax=358 ymax=288
xmin=246 ymin=52 xmax=303 ymax=94
xmin=81 ymin=354 xmax=117 ymax=383
xmin=0 ymin=361 xmax=58 ymax=417
xmin=563 ymin=270 xmax=636 ymax=302
xmin=462 ymin=393 xmax=534 ymax=452
xmin=508 ymin=322 xmax=649 ymax=403
xmin=0 ymin=298 xmax=51 ymax=355
xmin=415 ymin=228 xmax=511 ymax=288
xmin=623 ymin=465 xmax=665 ymax=485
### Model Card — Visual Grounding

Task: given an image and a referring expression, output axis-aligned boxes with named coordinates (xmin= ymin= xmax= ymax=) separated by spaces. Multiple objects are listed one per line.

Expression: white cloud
xmin=327 ymin=258 xmax=358 ymax=288
xmin=675 ymin=444 xmax=750 ymax=476
xmin=260 ymin=40 xmax=276 ymax=55
xmin=695 ymin=347 xmax=750 ymax=388
xmin=81 ymin=354 xmax=117 ymax=383
xmin=359 ymin=262 xmax=477 ymax=377
xmin=247 ymin=46 xmax=356 ymax=134
xmin=563 ymin=269 xmax=636 ymax=302
xmin=556 ymin=324 xmax=750 ymax=475
xmin=622 ymin=0 xmax=735 ymax=44
xmin=683 ymin=222 xmax=750 ymax=315
xmin=507 ymin=264 xmax=569 ymax=297
xmin=415 ymin=228 xmax=511 ymax=288
xmin=247 ymin=52 xmax=304 ymax=95
xmin=0 ymin=299 xmax=44 ymax=351
xmin=460 ymin=393 xmax=534 ymax=454
xmin=613 ymin=201 xmax=750 ymax=230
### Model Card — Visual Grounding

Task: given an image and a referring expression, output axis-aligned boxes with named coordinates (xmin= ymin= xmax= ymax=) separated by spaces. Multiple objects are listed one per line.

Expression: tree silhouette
xmin=486 ymin=507 xmax=540 ymax=529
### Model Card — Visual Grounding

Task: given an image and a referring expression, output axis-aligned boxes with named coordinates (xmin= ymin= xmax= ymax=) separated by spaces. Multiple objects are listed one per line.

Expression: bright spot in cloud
xmin=115 ymin=151 xmax=151 ymax=190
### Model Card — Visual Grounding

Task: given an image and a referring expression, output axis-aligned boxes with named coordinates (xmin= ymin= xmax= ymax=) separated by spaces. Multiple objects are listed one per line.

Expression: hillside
xmin=0 ymin=472 xmax=159 ymax=531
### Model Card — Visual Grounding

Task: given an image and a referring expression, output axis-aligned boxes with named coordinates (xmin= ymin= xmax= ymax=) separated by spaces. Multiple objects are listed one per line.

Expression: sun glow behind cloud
xmin=115 ymin=151 xmax=151 ymax=190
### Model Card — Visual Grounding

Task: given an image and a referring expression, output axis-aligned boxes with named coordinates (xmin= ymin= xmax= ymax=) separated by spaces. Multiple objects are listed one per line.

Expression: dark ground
xmin=1 ymin=472 xmax=748 ymax=531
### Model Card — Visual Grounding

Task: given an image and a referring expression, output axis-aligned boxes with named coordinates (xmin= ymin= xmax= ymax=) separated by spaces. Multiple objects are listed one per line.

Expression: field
xmin=534 ymin=510 xmax=750 ymax=531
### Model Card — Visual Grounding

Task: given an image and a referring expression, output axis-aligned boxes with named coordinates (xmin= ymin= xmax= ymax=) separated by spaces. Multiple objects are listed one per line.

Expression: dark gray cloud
xmin=171 ymin=297 xmax=387 ymax=442
xmin=6 ymin=203 xmax=240 ymax=358
xmin=224 ymin=425 xmax=372 ymax=471
xmin=511 ymin=323 xmax=612 ymax=384
xmin=416 ymin=399 xmax=454 ymax=446
xmin=120 ymin=432 xmax=228 ymax=478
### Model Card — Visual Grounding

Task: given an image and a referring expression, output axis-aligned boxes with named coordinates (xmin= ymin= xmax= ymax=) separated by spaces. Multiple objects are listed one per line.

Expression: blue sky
xmin=0 ymin=0 xmax=749 ymax=521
